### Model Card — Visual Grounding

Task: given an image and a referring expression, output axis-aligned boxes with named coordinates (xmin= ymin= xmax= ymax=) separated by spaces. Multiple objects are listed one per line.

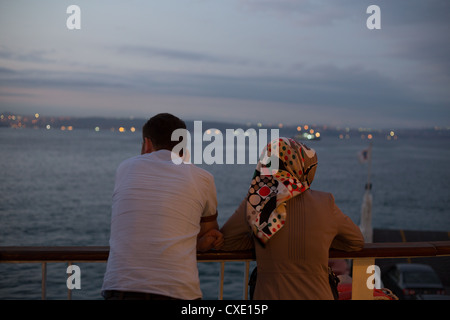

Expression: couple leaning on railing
xmin=3 ymin=113 xmax=449 ymax=301
xmin=101 ymin=113 xmax=368 ymax=300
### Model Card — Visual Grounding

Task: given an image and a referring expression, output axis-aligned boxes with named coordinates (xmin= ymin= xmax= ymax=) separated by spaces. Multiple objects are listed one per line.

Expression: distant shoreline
xmin=1 ymin=112 xmax=449 ymax=140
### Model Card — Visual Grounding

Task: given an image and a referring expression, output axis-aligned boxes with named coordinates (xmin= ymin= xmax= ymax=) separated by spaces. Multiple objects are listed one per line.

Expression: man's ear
xmin=141 ymin=137 xmax=154 ymax=154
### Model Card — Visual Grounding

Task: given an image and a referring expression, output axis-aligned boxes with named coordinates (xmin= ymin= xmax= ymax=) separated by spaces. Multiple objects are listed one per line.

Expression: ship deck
xmin=373 ymin=228 xmax=450 ymax=292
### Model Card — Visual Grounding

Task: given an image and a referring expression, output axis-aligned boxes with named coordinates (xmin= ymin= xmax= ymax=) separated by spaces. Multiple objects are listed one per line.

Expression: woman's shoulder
xmin=306 ymin=189 xmax=334 ymax=201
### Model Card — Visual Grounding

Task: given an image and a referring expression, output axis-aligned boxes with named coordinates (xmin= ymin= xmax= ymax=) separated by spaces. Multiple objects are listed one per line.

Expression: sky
xmin=0 ymin=0 xmax=449 ymax=129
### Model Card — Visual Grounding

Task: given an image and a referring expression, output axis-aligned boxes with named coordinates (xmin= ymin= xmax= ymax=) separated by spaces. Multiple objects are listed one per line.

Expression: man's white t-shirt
xmin=102 ymin=149 xmax=218 ymax=299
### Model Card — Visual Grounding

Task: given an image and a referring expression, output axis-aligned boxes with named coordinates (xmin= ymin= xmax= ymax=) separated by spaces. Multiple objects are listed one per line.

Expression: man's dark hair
xmin=142 ymin=113 xmax=187 ymax=151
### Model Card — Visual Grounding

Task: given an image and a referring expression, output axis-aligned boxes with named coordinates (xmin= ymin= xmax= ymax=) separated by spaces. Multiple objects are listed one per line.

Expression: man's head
xmin=141 ymin=113 xmax=186 ymax=154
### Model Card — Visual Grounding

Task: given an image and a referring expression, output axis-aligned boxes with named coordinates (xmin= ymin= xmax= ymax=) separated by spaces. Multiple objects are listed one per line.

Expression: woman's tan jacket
xmin=220 ymin=189 xmax=365 ymax=300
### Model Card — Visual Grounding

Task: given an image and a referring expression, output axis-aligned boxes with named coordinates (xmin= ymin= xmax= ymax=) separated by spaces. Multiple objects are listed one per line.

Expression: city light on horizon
xmin=2 ymin=111 xmax=450 ymax=143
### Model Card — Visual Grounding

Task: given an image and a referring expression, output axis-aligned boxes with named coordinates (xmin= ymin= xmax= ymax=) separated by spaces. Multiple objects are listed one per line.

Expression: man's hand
xmin=197 ymin=229 xmax=224 ymax=252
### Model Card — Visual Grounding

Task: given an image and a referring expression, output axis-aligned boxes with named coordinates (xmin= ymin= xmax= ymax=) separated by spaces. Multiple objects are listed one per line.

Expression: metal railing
xmin=1 ymin=241 xmax=449 ymax=300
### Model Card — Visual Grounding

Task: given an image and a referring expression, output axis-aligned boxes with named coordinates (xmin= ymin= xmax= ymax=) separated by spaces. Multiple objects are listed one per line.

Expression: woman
xmin=220 ymin=137 xmax=364 ymax=300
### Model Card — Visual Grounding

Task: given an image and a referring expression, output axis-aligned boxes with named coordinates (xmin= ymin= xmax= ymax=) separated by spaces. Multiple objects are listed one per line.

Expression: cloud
xmin=138 ymin=64 xmax=421 ymax=110
xmin=117 ymin=45 xmax=225 ymax=63
xmin=0 ymin=67 xmax=130 ymax=92
xmin=0 ymin=46 xmax=56 ymax=64
xmin=237 ymin=0 xmax=362 ymax=26
xmin=238 ymin=0 xmax=450 ymax=26
xmin=114 ymin=44 xmax=259 ymax=71
xmin=379 ymin=0 xmax=450 ymax=26
xmin=0 ymin=66 xmax=16 ymax=74
xmin=0 ymin=52 xmax=444 ymax=127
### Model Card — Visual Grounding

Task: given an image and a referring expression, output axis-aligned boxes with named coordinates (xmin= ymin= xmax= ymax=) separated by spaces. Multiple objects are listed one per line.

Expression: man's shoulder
xmin=187 ymin=163 xmax=214 ymax=182
xmin=118 ymin=154 xmax=141 ymax=167
xmin=115 ymin=154 xmax=146 ymax=174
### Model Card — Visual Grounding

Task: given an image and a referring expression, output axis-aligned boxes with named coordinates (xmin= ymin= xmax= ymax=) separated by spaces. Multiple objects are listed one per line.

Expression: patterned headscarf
xmin=246 ymin=137 xmax=318 ymax=245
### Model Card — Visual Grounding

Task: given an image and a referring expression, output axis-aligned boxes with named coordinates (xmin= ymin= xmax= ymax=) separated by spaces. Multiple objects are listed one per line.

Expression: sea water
xmin=0 ymin=127 xmax=449 ymax=299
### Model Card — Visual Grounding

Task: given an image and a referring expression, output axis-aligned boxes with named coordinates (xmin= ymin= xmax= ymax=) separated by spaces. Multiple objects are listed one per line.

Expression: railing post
xmin=351 ymin=258 xmax=375 ymax=300
xmin=41 ymin=262 xmax=47 ymax=300
xmin=243 ymin=261 xmax=249 ymax=300
xmin=67 ymin=262 xmax=72 ymax=300
xmin=218 ymin=262 xmax=224 ymax=300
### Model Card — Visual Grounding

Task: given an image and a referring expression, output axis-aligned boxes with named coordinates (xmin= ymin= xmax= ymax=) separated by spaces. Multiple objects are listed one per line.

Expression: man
xmin=102 ymin=113 xmax=223 ymax=300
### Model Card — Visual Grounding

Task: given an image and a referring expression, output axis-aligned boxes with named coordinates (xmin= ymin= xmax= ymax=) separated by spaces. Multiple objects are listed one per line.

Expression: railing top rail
xmin=331 ymin=241 xmax=450 ymax=259
xmin=1 ymin=241 xmax=449 ymax=263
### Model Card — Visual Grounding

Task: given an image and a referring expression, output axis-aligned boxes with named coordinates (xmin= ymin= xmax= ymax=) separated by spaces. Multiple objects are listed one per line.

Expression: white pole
xmin=367 ymin=142 xmax=373 ymax=187
xmin=359 ymin=142 xmax=373 ymax=243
